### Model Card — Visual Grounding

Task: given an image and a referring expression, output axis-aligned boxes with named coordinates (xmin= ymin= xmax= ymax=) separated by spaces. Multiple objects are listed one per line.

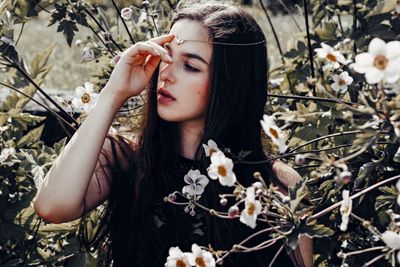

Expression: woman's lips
xmin=157 ymin=88 xmax=176 ymax=104
xmin=158 ymin=88 xmax=176 ymax=100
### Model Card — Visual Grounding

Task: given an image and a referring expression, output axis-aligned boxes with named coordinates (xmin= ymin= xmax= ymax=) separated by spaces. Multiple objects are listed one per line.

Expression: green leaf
xmin=300 ymin=220 xmax=335 ymax=238
xmin=367 ymin=0 xmax=397 ymax=17
xmin=57 ymin=20 xmax=78 ymax=47
xmin=288 ymin=178 xmax=308 ymax=212
xmin=315 ymin=22 xmax=338 ymax=41
xmin=29 ymin=43 xmax=56 ymax=80
xmin=16 ymin=124 xmax=44 ymax=147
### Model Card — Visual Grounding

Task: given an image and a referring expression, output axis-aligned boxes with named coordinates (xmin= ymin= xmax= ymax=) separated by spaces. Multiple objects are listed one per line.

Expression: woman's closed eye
xmin=184 ymin=63 xmax=200 ymax=72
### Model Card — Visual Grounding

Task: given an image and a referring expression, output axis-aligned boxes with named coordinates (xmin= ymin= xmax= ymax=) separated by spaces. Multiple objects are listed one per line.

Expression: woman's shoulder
xmin=271 ymin=160 xmax=302 ymax=188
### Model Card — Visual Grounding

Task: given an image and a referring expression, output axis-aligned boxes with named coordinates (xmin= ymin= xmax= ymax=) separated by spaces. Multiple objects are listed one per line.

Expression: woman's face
xmin=157 ymin=19 xmax=212 ymax=125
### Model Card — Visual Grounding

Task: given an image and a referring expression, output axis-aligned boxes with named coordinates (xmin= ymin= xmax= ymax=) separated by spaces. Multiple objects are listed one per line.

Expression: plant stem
xmin=15 ymin=22 xmax=25 ymax=46
xmin=352 ymin=0 xmax=357 ymax=55
xmin=268 ymin=93 xmax=359 ymax=106
xmin=110 ymin=0 xmax=135 ymax=45
xmin=83 ymin=7 xmax=123 ymax=51
xmin=288 ymin=130 xmax=363 ymax=153
xmin=0 ymin=82 xmax=76 ymax=132
xmin=310 ymin=174 xmax=400 ymax=220
xmin=2 ymin=57 xmax=79 ymax=127
xmin=302 ymin=0 xmax=315 ymax=79
xmin=276 ymin=0 xmax=302 ymax=31
xmin=259 ymin=0 xmax=285 ymax=65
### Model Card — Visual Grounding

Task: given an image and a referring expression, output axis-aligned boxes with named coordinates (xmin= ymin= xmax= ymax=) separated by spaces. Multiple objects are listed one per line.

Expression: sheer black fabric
xmin=127 ymin=155 xmax=296 ymax=267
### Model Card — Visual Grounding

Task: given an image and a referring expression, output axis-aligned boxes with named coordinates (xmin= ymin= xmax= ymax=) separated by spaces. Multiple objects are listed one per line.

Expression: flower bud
xmin=81 ymin=48 xmax=95 ymax=62
xmin=339 ymin=170 xmax=352 ymax=184
xmin=103 ymin=31 xmax=112 ymax=44
xmin=220 ymin=198 xmax=228 ymax=206
xmin=228 ymin=206 xmax=240 ymax=218
xmin=168 ymin=193 xmax=176 ymax=202
xmin=120 ymin=7 xmax=133 ymax=20
xmin=142 ymin=1 xmax=151 ymax=8
xmin=295 ymin=154 xmax=306 ymax=165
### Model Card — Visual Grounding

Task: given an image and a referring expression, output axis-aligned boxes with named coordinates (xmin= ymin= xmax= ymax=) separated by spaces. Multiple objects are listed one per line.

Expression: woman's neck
xmin=178 ymin=120 xmax=204 ymax=160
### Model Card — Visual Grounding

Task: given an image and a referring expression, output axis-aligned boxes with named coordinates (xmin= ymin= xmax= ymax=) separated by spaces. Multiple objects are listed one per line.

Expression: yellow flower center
xmin=338 ymin=79 xmax=346 ymax=86
xmin=269 ymin=127 xmax=279 ymax=139
xmin=373 ymin=55 xmax=388 ymax=70
xmin=195 ymin=257 xmax=206 ymax=267
xmin=176 ymin=259 xmax=187 ymax=267
xmin=218 ymin=165 xmax=227 ymax=177
xmin=81 ymin=93 xmax=91 ymax=104
xmin=247 ymin=202 xmax=256 ymax=215
xmin=327 ymin=53 xmax=337 ymax=62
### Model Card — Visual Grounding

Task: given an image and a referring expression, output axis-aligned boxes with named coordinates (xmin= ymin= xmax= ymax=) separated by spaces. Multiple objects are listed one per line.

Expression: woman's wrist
xmin=98 ymin=88 xmax=127 ymax=113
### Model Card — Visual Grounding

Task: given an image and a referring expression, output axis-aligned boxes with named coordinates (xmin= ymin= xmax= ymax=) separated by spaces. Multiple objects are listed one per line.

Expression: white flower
xmin=315 ymin=42 xmax=347 ymax=70
xmin=381 ymin=230 xmax=400 ymax=263
xmin=396 ymin=179 xmax=400 ymax=206
xmin=382 ymin=230 xmax=400 ymax=250
xmin=203 ymin=139 xmax=220 ymax=157
xmin=72 ymin=82 xmax=99 ymax=113
xmin=182 ymin=169 xmax=209 ymax=198
xmin=240 ymin=187 xmax=262 ymax=229
xmin=187 ymin=244 xmax=216 ymax=267
xmin=352 ymin=38 xmax=400 ymax=84
xmin=260 ymin=114 xmax=287 ymax=154
xmin=339 ymin=190 xmax=352 ymax=231
xmin=165 ymin=247 xmax=192 ymax=267
xmin=75 ymin=39 xmax=83 ymax=47
xmin=121 ymin=7 xmax=133 ymax=20
xmin=269 ymin=77 xmax=284 ymax=88
xmin=207 ymin=151 xmax=236 ymax=187
xmin=295 ymin=154 xmax=306 ymax=165
xmin=331 ymin=71 xmax=353 ymax=92
xmin=81 ymin=47 xmax=95 ymax=62
xmin=0 ymin=147 xmax=16 ymax=166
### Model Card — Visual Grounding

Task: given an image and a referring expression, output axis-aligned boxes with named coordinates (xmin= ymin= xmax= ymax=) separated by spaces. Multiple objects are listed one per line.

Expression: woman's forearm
xmin=33 ymin=89 xmax=124 ymax=222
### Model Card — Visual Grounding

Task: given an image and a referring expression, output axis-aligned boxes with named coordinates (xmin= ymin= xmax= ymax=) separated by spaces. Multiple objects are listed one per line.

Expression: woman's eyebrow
xmin=164 ymin=43 xmax=209 ymax=65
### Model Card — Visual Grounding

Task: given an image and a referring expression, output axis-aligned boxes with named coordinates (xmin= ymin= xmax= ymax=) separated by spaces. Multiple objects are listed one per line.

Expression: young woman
xmin=33 ymin=1 xmax=313 ymax=266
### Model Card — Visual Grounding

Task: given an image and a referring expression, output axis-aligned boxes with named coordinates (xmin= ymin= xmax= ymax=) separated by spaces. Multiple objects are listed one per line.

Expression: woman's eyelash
xmin=184 ymin=64 xmax=200 ymax=72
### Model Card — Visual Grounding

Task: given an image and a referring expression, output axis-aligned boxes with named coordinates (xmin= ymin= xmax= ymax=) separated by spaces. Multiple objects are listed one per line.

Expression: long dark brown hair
xmin=78 ymin=1 xmax=305 ymax=266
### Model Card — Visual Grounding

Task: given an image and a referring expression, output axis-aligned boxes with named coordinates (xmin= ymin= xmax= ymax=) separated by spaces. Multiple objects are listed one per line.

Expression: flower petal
xmin=353 ymin=53 xmax=374 ymax=73
xmin=365 ymin=68 xmax=384 ymax=84
xmin=386 ymin=41 xmax=400 ymax=60
xmin=368 ymin=38 xmax=387 ymax=56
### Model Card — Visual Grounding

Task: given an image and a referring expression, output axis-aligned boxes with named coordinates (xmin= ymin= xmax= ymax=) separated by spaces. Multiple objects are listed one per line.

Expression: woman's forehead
xmin=168 ymin=20 xmax=212 ymax=61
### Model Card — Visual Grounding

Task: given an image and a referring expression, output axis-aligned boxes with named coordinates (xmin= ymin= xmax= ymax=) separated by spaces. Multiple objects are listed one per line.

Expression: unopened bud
xmin=228 ymin=206 xmax=240 ymax=218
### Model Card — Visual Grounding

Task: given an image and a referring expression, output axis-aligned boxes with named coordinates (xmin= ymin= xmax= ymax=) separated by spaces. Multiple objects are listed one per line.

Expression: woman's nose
xmin=159 ymin=61 xmax=176 ymax=84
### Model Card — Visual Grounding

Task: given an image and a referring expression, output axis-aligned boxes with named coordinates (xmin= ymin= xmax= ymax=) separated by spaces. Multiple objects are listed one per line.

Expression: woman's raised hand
xmin=103 ymin=34 xmax=175 ymax=105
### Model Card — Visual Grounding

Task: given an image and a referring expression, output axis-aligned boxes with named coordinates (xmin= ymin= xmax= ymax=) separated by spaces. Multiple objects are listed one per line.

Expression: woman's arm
xmin=33 ymin=91 xmax=124 ymax=223
xmin=272 ymin=161 xmax=314 ymax=267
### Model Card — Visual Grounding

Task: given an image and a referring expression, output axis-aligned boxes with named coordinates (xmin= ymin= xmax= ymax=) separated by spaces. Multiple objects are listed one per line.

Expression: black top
xmin=131 ymin=155 xmax=297 ymax=267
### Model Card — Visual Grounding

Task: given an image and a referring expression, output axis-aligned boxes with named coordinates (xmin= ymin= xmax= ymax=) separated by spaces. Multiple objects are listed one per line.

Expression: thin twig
xmin=302 ymin=0 xmax=315 ymax=79
xmin=2 ymin=57 xmax=78 ymax=127
xmin=259 ymin=0 xmax=285 ymax=65
xmin=15 ymin=22 xmax=25 ymax=46
xmin=268 ymin=93 xmax=359 ymax=106
xmin=310 ymin=174 xmax=400 ymax=220
xmin=83 ymin=7 xmax=123 ymax=51
xmin=110 ymin=0 xmax=135 ymax=45
xmin=0 ymin=82 xmax=77 ymax=131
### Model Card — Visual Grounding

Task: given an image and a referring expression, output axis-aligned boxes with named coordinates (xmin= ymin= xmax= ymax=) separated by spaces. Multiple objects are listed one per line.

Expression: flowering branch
xmin=310 ymin=174 xmax=400 ymax=220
